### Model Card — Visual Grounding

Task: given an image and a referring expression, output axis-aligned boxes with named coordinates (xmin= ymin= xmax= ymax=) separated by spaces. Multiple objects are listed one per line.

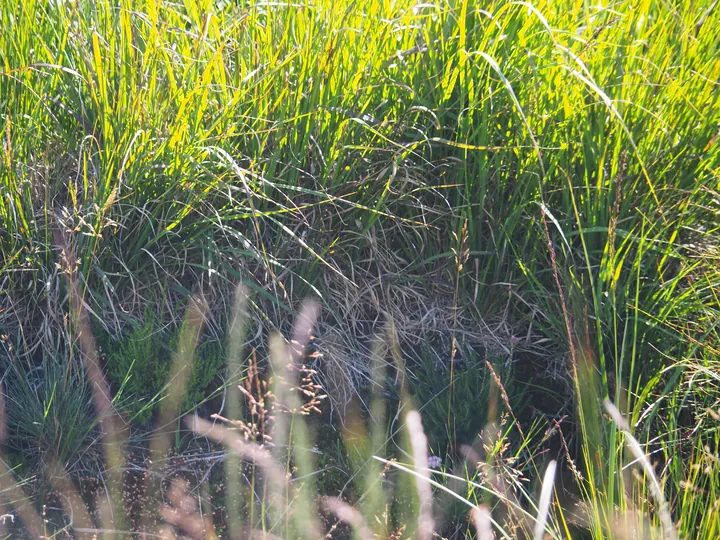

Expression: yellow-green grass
xmin=1 ymin=0 xmax=719 ymax=537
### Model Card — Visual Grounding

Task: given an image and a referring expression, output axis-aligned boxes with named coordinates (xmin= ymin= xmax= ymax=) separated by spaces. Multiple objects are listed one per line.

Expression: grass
xmin=0 ymin=0 xmax=719 ymax=537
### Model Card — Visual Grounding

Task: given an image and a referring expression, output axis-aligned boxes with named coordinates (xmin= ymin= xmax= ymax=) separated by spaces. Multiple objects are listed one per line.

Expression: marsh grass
xmin=0 ymin=0 xmax=719 ymax=537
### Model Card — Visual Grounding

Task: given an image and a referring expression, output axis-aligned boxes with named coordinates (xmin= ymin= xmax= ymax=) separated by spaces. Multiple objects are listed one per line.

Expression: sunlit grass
xmin=1 ymin=0 xmax=719 ymax=537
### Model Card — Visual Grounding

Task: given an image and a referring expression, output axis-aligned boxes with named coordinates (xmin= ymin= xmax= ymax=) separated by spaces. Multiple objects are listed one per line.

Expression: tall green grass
xmin=1 ymin=0 xmax=719 ymax=537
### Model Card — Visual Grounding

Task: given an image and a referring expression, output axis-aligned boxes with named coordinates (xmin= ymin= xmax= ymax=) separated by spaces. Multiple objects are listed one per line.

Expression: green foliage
xmin=0 ymin=0 xmax=718 ymax=536
xmin=105 ymin=311 xmax=224 ymax=423
xmin=185 ymin=339 xmax=225 ymax=413
xmin=410 ymin=348 xmax=496 ymax=453
xmin=1 ymin=346 xmax=99 ymax=472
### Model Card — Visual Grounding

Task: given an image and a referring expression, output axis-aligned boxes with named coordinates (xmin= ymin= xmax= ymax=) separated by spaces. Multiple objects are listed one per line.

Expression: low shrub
xmin=103 ymin=310 xmax=224 ymax=423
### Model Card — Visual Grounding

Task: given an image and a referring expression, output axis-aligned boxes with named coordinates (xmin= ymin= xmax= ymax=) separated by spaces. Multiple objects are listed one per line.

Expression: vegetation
xmin=0 ymin=0 xmax=719 ymax=537
xmin=1 ymin=341 xmax=101 ymax=474
xmin=102 ymin=308 xmax=225 ymax=423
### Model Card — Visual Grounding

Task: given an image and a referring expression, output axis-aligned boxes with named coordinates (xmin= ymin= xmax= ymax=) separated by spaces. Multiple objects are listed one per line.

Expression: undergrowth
xmin=0 ymin=0 xmax=719 ymax=537
xmin=102 ymin=309 xmax=225 ymax=423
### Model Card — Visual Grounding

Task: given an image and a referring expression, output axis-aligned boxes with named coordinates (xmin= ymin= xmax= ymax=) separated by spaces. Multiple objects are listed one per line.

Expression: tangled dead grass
xmin=0 ymin=220 xmax=553 ymax=416
xmin=0 ymin=160 xmax=558 ymax=420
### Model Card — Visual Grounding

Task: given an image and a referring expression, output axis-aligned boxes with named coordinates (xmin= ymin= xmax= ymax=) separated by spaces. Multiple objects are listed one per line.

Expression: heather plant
xmin=104 ymin=309 xmax=225 ymax=423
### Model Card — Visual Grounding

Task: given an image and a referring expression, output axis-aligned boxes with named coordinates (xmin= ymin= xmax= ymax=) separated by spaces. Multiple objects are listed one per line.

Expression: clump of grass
xmin=0 ymin=343 xmax=101 ymax=476
xmin=409 ymin=346 xmax=497 ymax=454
